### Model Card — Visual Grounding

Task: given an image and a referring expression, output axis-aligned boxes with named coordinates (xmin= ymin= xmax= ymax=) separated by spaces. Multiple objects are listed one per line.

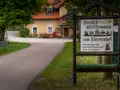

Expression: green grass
xmin=30 ymin=42 xmax=117 ymax=90
xmin=0 ymin=41 xmax=30 ymax=56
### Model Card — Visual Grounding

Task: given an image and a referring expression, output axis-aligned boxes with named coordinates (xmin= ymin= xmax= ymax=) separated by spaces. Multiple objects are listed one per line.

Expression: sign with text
xmin=80 ymin=19 xmax=113 ymax=52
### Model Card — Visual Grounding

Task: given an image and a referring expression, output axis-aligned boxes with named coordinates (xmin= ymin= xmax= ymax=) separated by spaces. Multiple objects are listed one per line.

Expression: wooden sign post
xmin=72 ymin=15 xmax=120 ymax=89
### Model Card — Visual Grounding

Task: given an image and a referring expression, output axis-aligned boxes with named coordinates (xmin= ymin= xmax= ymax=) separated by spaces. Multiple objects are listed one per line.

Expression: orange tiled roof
xmin=33 ymin=11 xmax=60 ymax=20
xmin=48 ymin=0 xmax=65 ymax=9
xmin=33 ymin=0 xmax=65 ymax=20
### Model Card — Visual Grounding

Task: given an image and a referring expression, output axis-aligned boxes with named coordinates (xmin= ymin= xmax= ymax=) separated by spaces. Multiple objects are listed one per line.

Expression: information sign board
xmin=80 ymin=19 xmax=113 ymax=52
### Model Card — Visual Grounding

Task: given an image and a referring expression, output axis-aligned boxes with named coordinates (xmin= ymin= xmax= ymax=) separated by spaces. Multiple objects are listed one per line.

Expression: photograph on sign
xmin=80 ymin=19 xmax=113 ymax=52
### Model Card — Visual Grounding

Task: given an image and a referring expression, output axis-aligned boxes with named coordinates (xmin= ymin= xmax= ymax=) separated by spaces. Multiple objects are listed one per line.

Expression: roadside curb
xmin=28 ymin=43 xmax=65 ymax=90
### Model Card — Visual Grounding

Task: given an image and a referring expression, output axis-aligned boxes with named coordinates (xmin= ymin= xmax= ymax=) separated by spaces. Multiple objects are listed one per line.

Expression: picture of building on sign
xmin=84 ymin=29 xmax=112 ymax=36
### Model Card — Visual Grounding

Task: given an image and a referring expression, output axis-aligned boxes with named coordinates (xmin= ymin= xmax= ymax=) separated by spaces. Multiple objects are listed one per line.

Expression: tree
xmin=65 ymin=0 xmax=120 ymax=15
xmin=63 ymin=0 xmax=120 ymax=79
xmin=0 ymin=0 xmax=48 ymax=41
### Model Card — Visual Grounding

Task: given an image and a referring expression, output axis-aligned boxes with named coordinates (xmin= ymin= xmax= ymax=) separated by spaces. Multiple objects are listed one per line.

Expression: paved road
xmin=0 ymin=31 xmax=71 ymax=90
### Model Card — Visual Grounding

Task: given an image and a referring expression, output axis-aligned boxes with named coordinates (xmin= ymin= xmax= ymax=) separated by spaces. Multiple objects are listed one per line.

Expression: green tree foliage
xmin=65 ymin=0 xmax=120 ymax=16
xmin=0 ymin=0 xmax=48 ymax=41
xmin=0 ymin=0 xmax=47 ymax=26
xmin=19 ymin=27 xmax=30 ymax=37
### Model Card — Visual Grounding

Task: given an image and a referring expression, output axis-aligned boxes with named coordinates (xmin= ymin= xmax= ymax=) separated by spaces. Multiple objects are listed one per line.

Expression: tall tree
xmin=0 ymin=0 xmax=47 ymax=41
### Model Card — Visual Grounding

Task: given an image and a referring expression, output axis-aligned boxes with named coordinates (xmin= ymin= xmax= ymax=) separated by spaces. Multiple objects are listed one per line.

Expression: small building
xmin=26 ymin=0 xmax=72 ymax=38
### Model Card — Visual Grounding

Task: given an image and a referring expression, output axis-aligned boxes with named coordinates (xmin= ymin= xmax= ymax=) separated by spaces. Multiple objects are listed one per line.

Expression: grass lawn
xmin=30 ymin=42 xmax=117 ymax=90
xmin=0 ymin=41 xmax=30 ymax=56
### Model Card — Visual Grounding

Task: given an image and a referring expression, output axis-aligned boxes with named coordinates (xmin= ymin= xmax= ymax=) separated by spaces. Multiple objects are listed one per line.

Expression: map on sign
xmin=80 ymin=19 xmax=113 ymax=52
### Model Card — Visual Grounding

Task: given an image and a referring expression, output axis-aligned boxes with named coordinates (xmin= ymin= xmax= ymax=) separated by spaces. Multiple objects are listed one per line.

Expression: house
xmin=26 ymin=0 xmax=72 ymax=38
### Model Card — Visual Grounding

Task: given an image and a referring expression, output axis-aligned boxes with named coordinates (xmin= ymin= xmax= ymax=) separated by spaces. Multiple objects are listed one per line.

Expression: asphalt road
xmin=0 ymin=31 xmax=71 ymax=90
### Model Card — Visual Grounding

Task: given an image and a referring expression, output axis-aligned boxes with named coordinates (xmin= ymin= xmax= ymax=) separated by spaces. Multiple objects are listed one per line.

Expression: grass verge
xmin=0 ymin=41 xmax=30 ymax=56
xmin=30 ymin=42 xmax=117 ymax=90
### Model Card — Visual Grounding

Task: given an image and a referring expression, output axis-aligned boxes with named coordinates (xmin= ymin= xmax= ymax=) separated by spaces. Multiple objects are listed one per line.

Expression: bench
xmin=39 ymin=33 xmax=52 ymax=38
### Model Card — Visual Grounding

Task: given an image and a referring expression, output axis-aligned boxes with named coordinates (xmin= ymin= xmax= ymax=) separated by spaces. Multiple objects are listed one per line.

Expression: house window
xmin=47 ymin=7 xmax=53 ymax=15
xmin=33 ymin=27 xmax=37 ymax=33
xmin=48 ymin=26 xmax=53 ymax=33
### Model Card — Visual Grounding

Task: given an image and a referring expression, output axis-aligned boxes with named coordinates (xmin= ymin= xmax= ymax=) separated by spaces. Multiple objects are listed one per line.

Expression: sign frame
xmin=72 ymin=15 xmax=120 ymax=89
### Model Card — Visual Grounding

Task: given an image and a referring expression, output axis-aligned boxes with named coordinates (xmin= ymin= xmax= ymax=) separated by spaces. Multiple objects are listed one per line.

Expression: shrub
xmin=19 ymin=28 xmax=30 ymax=37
